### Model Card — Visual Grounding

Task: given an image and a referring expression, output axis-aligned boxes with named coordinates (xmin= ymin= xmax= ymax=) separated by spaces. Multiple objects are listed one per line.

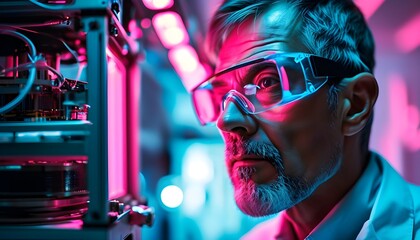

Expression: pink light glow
xmin=48 ymin=220 xmax=83 ymax=229
xmin=193 ymin=89 xmax=218 ymax=123
xmin=169 ymin=45 xmax=199 ymax=73
xmin=404 ymin=104 xmax=420 ymax=151
xmin=47 ymin=0 xmax=67 ymax=4
xmin=107 ymin=49 xmax=128 ymax=199
xmin=128 ymin=19 xmax=143 ymax=39
xmin=140 ymin=18 xmax=152 ymax=29
xmin=354 ymin=0 xmax=385 ymax=19
xmin=142 ymin=0 xmax=173 ymax=10
xmin=126 ymin=59 xmax=141 ymax=199
xmin=389 ymin=74 xmax=420 ymax=152
xmin=279 ymin=66 xmax=290 ymax=91
xmin=395 ymin=13 xmax=420 ymax=53
xmin=168 ymin=45 xmax=207 ymax=92
xmin=152 ymin=11 xmax=189 ymax=49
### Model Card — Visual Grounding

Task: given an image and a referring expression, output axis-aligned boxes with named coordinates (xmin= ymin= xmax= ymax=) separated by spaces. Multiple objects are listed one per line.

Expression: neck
xmin=284 ymin=137 xmax=369 ymax=239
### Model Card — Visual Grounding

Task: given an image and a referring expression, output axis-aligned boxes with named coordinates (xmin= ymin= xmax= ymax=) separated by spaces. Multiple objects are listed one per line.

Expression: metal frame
xmin=82 ymin=14 xmax=110 ymax=226
xmin=0 ymin=0 xmax=144 ymax=239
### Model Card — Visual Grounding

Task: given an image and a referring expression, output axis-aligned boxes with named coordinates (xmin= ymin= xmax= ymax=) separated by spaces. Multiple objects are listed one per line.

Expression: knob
xmin=129 ymin=205 xmax=154 ymax=227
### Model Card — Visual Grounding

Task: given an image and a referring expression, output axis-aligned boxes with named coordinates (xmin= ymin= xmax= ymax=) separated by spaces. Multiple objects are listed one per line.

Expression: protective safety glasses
xmin=192 ymin=52 xmax=366 ymax=125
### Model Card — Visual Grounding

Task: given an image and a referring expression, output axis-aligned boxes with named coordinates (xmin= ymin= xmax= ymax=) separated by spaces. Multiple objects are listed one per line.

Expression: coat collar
xmin=356 ymin=152 xmax=415 ymax=239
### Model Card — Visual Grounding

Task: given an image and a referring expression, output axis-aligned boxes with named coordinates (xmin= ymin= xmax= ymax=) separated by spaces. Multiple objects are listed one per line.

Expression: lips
xmin=231 ymin=155 xmax=274 ymax=169
xmin=231 ymin=155 xmax=279 ymax=184
xmin=225 ymin=138 xmax=284 ymax=180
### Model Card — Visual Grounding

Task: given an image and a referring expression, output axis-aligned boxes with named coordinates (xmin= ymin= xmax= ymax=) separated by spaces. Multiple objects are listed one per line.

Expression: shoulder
xmin=408 ymin=182 xmax=420 ymax=222
xmin=241 ymin=217 xmax=280 ymax=240
xmin=374 ymin=152 xmax=420 ymax=237
xmin=408 ymin=183 xmax=420 ymax=238
xmin=375 ymin=152 xmax=420 ymax=206
xmin=408 ymin=183 xmax=420 ymax=198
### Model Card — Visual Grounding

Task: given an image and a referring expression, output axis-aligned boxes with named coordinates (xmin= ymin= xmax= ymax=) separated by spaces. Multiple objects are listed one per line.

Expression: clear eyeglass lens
xmin=193 ymin=54 xmax=322 ymax=124
xmin=213 ymin=61 xmax=284 ymax=113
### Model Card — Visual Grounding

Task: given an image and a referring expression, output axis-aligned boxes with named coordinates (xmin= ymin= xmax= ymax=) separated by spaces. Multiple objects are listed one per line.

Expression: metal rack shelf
xmin=0 ymin=0 xmax=146 ymax=238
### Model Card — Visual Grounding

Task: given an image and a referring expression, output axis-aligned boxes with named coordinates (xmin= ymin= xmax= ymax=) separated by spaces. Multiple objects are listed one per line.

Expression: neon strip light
xmin=395 ymin=13 xmax=420 ymax=53
xmin=354 ymin=0 xmax=385 ymax=19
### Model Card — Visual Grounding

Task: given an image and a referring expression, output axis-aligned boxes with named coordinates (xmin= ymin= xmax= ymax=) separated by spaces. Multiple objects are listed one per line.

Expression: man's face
xmin=215 ymin=3 xmax=345 ymax=216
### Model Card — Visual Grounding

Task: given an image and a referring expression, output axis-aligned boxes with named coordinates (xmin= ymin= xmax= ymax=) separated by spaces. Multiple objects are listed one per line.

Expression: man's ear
xmin=340 ymin=72 xmax=379 ymax=136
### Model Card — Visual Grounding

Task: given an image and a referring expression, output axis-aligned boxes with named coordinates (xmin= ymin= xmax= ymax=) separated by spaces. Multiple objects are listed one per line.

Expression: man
xmin=191 ymin=0 xmax=420 ymax=239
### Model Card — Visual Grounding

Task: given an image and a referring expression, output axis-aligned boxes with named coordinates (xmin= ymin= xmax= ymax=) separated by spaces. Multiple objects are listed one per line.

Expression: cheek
xmin=264 ymin=120 xmax=338 ymax=177
xmin=259 ymin=91 xmax=342 ymax=178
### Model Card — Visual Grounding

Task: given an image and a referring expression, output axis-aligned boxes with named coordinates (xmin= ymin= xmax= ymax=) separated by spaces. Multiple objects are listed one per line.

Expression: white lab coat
xmin=241 ymin=152 xmax=420 ymax=240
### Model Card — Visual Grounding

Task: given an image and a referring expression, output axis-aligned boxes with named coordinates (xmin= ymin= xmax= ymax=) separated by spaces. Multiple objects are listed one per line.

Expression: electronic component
xmin=0 ymin=1 xmax=153 ymax=239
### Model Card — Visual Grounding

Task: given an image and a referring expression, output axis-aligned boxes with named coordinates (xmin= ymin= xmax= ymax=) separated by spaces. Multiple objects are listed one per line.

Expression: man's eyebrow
xmin=212 ymin=77 xmax=230 ymax=87
xmin=242 ymin=62 xmax=277 ymax=84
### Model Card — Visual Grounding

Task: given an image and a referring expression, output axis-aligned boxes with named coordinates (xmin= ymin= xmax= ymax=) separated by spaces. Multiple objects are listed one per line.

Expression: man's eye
xmin=256 ymin=77 xmax=279 ymax=89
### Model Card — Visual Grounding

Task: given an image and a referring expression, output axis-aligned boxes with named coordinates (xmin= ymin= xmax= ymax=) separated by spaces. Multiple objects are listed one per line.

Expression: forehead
xmin=216 ymin=2 xmax=309 ymax=71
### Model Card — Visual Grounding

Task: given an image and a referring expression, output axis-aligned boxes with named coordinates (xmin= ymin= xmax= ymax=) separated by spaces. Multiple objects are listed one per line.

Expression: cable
xmin=0 ymin=30 xmax=38 ymax=115
xmin=0 ymin=25 xmax=80 ymax=64
xmin=0 ymin=20 xmax=67 ymax=28
xmin=0 ymin=26 xmax=85 ymax=113
xmin=1 ymin=60 xmax=66 ymax=88
xmin=0 ymin=24 xmax=83 ymax=88
xmin=41 ymin=63 xmax=66 ymax=88
xmin=0 ymin=61 xmax=33 ymax=76
xmin=28 ymin=0 xmax=67 ymax=10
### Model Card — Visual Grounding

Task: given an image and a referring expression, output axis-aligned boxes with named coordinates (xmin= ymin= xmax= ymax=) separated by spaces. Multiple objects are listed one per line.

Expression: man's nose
xmin=216 ymin=97 xmax=257 ymax=136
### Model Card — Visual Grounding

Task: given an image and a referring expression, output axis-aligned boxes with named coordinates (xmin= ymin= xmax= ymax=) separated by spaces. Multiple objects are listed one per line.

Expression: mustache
xmin=225 ymin=136 xmax=284 ymax=171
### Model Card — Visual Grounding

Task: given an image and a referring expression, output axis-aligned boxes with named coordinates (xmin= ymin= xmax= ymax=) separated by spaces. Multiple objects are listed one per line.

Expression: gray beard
xmin=227 ymin=139 xmax=341 ymax=217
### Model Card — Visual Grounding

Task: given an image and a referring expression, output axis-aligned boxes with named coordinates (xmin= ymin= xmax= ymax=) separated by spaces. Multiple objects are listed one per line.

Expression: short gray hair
xmin=206 ymin=0 xmax=375 ymax=73
xmin=206 ymin=0 xmax=376 ymax=151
